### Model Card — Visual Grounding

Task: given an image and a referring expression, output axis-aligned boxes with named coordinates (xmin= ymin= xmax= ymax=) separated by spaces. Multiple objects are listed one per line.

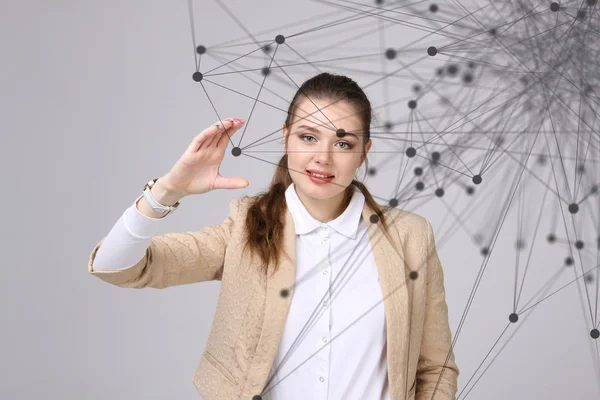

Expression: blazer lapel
xmin=241 ymin=203 xmax=410 ymax=400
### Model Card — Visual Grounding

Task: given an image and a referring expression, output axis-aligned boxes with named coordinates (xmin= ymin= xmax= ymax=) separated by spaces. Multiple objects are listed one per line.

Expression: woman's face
xmin=283 ymin=96 xmax=372 ymax=203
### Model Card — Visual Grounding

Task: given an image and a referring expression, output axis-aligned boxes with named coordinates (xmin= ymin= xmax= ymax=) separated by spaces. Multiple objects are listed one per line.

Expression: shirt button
xmin=322 ymin=336 xmax=327 ymax=342
xmin=319 ymin=377 xmax=325 ymax=382
xmin=321 ymin=237 xmax=329 ymax=244
xmin=322 ymin=269 xmax=328 ymax=275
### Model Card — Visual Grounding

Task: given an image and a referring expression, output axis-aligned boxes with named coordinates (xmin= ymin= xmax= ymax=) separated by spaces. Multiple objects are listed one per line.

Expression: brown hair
xmin=241 ymin=72 xmax=391 ymax=277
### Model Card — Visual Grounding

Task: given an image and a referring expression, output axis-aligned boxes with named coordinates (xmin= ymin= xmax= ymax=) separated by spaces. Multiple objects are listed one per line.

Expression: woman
xmin=88 ymin=72 xmax=459 ymax=400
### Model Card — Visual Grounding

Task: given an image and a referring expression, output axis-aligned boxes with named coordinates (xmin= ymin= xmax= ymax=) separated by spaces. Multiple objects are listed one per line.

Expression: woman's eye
xmin=301 ymin=135 xmax=352 ymax=149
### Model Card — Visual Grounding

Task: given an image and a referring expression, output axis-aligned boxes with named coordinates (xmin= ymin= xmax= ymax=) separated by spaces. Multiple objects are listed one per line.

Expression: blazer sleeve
xmin=87 ymin=198 xmax=241 ymax=289
xmin=415 ymin=218 xmax=460 ymax=400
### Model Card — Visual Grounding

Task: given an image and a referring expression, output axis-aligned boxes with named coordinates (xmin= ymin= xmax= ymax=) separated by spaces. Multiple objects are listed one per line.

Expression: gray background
xmin=1 ymin=0 xmax=599 ymax=399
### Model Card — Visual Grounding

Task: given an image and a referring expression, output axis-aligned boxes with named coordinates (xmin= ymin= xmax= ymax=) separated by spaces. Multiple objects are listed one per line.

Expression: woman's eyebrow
xmin=296 ymin=124 xmax=359 ymax=140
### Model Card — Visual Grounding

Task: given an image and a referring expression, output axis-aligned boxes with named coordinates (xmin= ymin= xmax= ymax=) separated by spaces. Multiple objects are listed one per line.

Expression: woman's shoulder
xmin=379 ymin=204 xmax=431 ymax=236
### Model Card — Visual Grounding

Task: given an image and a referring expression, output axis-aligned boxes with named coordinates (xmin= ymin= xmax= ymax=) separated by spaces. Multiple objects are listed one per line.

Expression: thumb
xmin=214 ymin=175 xmax=249 ymax=190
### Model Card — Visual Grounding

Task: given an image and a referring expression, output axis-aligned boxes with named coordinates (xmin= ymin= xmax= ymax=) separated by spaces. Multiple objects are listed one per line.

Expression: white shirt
xmin=263 ymin=183 xmax=389 ymax=400
xmin=91 ymin=186 xmax=390 ymax=400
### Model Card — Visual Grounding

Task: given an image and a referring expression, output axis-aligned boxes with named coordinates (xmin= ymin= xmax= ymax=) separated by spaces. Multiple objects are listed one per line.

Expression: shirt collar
xmin=284 ymin=182 xmax=365 ymax=239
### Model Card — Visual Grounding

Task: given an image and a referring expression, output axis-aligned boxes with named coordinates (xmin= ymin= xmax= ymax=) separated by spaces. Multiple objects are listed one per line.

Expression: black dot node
xmin=468 ymin=61 xmax=475 ymax=68
xmin=489 ymin=28 xmax=497 ymax=36
xmin=385 ymin=48 xmax=397 ymax=59
xmin=466 ymin=187 xmax=475 ymax=195
xmin=416 ymin=182 xmax=425 ymax=191
xmin=408 ymin=100 xmax=417 ymax=109
xmin=370 ymin=214 xmax=380 ymax=223
xmin=384 ymin=121 xmax=393 ymax=131
xmin=588 ymin=0 xmax=597 ymax=6
xmin=550 ymin=2 xmax=559 ymax=12
xmin=481 ymin=247 xmax=489 ymax=256
xmin=435 ymin=188 xmax=444 ymax=197
xmin=577 ymin=10 xmax=586 ymax=20
xmin=568 ymin=203 xmax=579 ymax=214
xmin=280 ymin=288 xmax=289 ymax=298
xmin=336 ymin=128 xmax=346 ymax=138
xmin=275 ymin=35 xmax=285 ymax=44
xmin=516 ymin=239 xmax=526 ymax=250
xmin=585 ymin=274 xmax=594 ymax=283
xmin=368 ymin=167 xmax=377 ymax=176
xmin=413 ymin=84 xmax=421 ymax=92
xmin=577 ymin=164 xmax=585 ymax=173
xmin=196 ymin=45 xmax=206 ymax=54
xmin=261 ymin=67 xmax=270 ymax=76
xmin=592 ymin=329 xmax=600 ymax=339
xmin=252 ymin=395 xmax=263 ymax=400
xmin=406 ymin=147 xmax=416 ymax=157
xmin=192 ymin=72 xmax=203 ymax=82
xmin=231 ymin=147 xmax=242 ymax=157
xmin=509 ymin=313 xmax=519 ymax=323
xmin=463 ymin=73 xmax=473 ymax=84
xmin=472 ymin=175 xmax=482 ymax=184
xmin=565 ymin=257 xmax=573 ymax=266
xmin=409 ymin=271 xmax=419 ymax=280
xmin=436 ymin=67 xmax=443 ymax=76
xmin=389 ymin=198 xmax=399 ymax=207
xmin=431 ymin=151 xmax=441 ymax=161
xmin=427 ymin=46 xmax=437 ymax=56
xmin=262 ymin=44 xmax=272 ymax=54
xmin=575 ymin=240 xmax=584 ymax=249
xmin=414 ymin=167 xmax=423 ymax=176
xmin=591 ymin=185 xmax=599 ymax=195
xmin=547 ymin=233 xmax=556 ymax=243
xmin=447 ymin=64 xmax=459 ymax=76
xmin=429 ymin=4 xmax=438 ymax=12
xmin=375 ymin=0 xmax=384 ymax=4
xmin=537 ymin=155 xmax=547 ymax=165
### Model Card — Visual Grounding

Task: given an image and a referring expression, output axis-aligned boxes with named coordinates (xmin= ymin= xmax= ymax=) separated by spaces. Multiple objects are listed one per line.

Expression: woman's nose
xmin=315 ymin=146 xmax=332 ymax=164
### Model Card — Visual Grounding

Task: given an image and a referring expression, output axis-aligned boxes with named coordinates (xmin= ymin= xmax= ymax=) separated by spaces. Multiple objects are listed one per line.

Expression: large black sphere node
xmin=435 ymin=188 xmax=444 ymax=197
xmin=575 ymin=240 xmax=584 ymax=249
xmin=427 ymin=46 xmax=437 ymax=56
xmin=252 ymin=395 xmax=262 ymax=400
xmin=429 ymin=4 xmax=438 ymax=12
xmin=591 ymin=329 xmax=600 ymax=339
xmin=463 ymin=73 xmax=473 ymax=84
xmin=432 ymin=151 xmax=441 ymax=161
xmin=509 ymin=313 xmax=519 ymax=323
xmin=336 ymin=128 xmax=346 ymax=138
xmin=568 ymin=203 xmax=579 ymax=214
xmin=275 ymin=35 xmax=285 ymax=44
xmin=192 ymin=72 xmax=203 ymax=82
xmin=414 ymin=167 xmax=423 ymax=176
xmin=416 ymin=182 xmax=425 ymax=191
xmin=280 ymin=288 xmax=289 ymax=298
xmin=472 ymin=175 xmax=482 ymax=184
xmin=565 ymin=257 xmax=573 ymax=266
xmin=389 ymin=198 xmax=399 ymax=207
xmin=406 ymin=147 xmax=416 ymax=157
xmin=231 ymin=147 xmax=242 ymax=157
xmin=370 ymin=214 xmax=380 ymax=223
xmin=385 ymin=48 xmax=397 ymax=59
xmin=550 ymin=2 xmax=559 ymax=12
xmin=408 ymin=100 xmax=417 ymax=109
xmin=196 ymin=45 xmax=206 ymax=54
xmin=261 ymin=67 xmax=270 ymax=76
xmin=409 ymin=271 xmax=418 ymax=280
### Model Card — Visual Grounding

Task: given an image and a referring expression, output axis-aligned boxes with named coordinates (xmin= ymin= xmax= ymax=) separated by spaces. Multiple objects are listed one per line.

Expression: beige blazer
xmin=88 ymin=196 xmax=459 ymax=400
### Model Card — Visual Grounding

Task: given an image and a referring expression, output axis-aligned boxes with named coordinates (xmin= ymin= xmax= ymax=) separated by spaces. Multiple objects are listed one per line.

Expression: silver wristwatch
xmin=142 ymin=178 xmax=180 ymax=217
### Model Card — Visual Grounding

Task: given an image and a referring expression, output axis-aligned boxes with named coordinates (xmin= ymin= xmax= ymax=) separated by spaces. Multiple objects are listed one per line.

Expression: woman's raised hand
xmin=161 ymin=118 xmax=249 ymax=197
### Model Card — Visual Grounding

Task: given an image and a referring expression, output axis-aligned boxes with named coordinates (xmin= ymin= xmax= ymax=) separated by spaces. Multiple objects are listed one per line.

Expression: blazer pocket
xmin=204 ymin=350 xmax=237 ymax=385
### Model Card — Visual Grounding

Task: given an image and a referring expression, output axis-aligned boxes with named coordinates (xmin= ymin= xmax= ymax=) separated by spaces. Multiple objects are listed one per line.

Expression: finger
xmin=214 ymin=119 xmax=245 ymax=148
xmin=187 ymin=118 xmax=235 ymax=153
xmin=213 ymin=175 xmax=249 ymax=190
